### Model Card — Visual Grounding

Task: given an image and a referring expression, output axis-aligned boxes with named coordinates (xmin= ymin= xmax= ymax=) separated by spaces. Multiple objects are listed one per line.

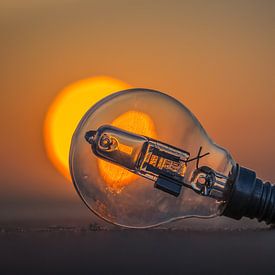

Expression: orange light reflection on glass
xmin=98 ymin=111 xmax=157 ymax=193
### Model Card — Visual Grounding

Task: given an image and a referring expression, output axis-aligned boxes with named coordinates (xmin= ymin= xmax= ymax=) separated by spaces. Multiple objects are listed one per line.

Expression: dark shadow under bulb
xmin=70 ymin=88 xmax=275 ymax=228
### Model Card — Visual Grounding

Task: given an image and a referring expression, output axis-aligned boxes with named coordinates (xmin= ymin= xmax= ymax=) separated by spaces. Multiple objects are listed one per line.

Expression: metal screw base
xmin=221 ymin=166 xmax=275 ymax=224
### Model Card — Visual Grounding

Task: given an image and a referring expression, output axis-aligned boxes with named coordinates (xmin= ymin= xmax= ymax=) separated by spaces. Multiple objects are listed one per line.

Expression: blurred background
xmin=0 ymin=0 xmax=274 ymax=227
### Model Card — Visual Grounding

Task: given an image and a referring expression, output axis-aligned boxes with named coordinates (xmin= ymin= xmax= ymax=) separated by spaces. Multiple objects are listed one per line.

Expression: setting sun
xmin=44 ymin=76 xmax=157 ymax=192
xmin=44 ymin=76 xmax=130 ymax=180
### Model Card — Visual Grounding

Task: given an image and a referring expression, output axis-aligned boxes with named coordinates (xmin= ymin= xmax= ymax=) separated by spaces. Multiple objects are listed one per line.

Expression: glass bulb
xmin=70 ymin=88 xmax=275 ymax=228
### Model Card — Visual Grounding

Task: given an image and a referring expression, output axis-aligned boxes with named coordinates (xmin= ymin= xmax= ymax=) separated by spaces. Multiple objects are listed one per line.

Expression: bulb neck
xmin=221 ymin=166 xmax=275 ymax=224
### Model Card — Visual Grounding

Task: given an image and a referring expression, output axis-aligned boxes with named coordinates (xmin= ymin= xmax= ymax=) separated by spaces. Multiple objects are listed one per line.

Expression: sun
xmin=44 ymin=76 xmax=157 ymax=192
xmin=44 ymin=76 xmax=130 ymax=180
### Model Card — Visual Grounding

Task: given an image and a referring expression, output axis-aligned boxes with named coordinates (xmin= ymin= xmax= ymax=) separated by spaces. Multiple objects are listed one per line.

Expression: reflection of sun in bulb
xmin=98 ymin=111 xmax=157 ymax=193
xmin=44 ymin=76 xmax=130 ymax=180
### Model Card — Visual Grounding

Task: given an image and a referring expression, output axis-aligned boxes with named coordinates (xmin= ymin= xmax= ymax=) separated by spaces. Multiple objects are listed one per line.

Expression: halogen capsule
xmin=85 ymin=125 xmax=190 ymax=196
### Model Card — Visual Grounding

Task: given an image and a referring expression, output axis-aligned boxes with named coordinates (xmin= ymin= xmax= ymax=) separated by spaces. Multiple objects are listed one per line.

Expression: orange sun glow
xmin=44 ymin=76 xmax=157 ymax=192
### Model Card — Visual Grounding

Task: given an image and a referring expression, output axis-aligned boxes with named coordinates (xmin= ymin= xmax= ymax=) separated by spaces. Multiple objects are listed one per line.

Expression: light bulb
xmin=70 ymin=89 xmax=275 ymax=228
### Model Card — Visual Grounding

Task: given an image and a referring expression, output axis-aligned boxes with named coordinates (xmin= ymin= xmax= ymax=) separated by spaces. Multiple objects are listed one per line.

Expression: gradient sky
xmin=0 ymin=0 xmax=274 ymax=223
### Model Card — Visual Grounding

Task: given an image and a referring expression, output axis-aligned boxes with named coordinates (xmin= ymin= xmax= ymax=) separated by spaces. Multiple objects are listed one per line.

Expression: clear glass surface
xmin=70 ymin=89 xmax=235 ymax=228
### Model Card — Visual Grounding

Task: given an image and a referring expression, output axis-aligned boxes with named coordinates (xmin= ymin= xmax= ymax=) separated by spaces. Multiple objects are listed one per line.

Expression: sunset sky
xmin=0 ymin=0 xmax=274 ymax=224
